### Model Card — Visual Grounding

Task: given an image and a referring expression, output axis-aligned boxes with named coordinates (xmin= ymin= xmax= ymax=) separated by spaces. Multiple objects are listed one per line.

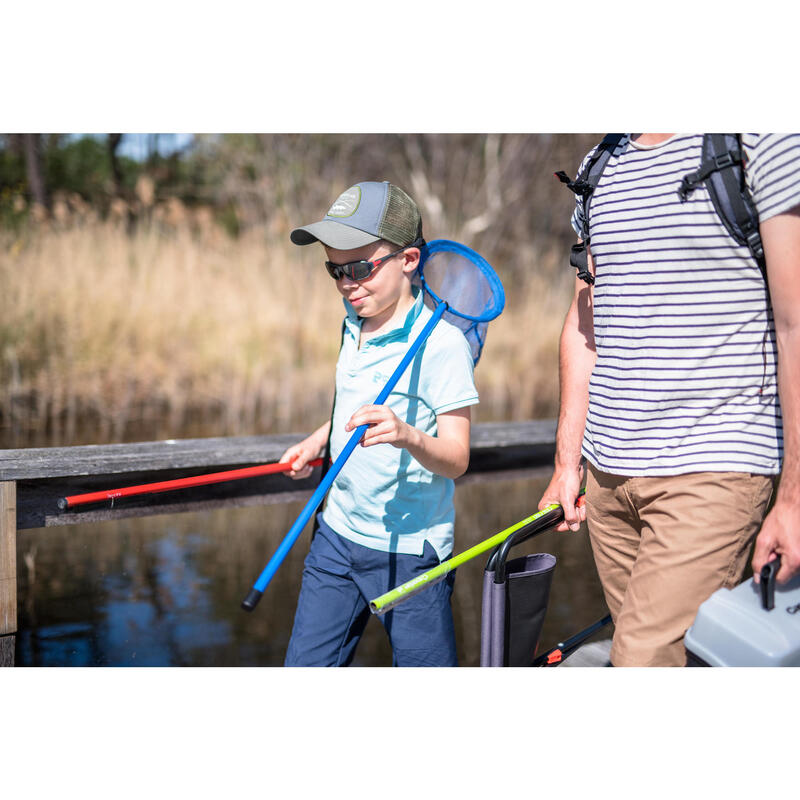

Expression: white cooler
xmin=685 ymin=567 xmax=800 ymax=667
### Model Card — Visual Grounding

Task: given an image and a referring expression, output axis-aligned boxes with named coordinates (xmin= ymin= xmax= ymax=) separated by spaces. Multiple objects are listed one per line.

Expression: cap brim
xmin=290 ymin=220 xmax=380 ymax=249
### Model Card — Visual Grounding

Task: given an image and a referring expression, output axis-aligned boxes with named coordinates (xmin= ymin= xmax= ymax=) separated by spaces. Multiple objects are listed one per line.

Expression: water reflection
xmin=16 ymin=472 xmax=608 ymax=666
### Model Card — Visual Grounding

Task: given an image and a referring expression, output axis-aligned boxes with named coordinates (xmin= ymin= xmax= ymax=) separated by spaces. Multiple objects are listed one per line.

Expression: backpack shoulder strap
xmin=677 ymin=133 xmax=765 ymax=278
xmin=312 ymin=317 xmax=347 ymax=538
xmin=555 ymin=133 xmax=626 ymax=285
xmin=320 ymin=317 xmax=347 ymax=483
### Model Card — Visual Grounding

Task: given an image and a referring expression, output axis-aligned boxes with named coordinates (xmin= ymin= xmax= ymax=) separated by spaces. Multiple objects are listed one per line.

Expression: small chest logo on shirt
xmin=372 ymin=371 xmax=388 ymax=384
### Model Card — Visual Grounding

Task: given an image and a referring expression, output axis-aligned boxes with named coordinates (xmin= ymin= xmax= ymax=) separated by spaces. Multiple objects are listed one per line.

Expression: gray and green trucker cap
xmin=290 ymin=181 xmax=422 ymax=249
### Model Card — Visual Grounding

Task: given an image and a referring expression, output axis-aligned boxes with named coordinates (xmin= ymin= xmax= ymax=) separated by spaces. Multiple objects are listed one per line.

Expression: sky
xmin=117 ymin=133 xmax=194 ymax=160
xmin=68 ymin=133 xmax=195 ymax=161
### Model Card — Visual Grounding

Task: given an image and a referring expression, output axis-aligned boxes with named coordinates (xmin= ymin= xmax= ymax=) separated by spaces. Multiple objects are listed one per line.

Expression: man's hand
xmin=752 ymin=500 xmax=800 ymax=583
xmin=539 ymin=465 xmax=586 ymax=532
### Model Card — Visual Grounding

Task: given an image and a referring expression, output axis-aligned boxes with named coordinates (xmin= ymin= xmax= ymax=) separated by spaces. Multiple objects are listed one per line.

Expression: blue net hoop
xmin=415 ymin=239 xmax=505 ymax=365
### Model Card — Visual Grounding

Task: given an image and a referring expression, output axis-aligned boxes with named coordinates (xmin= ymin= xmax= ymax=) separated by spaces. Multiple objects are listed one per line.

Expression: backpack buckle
xmin=714 ymin=152 xmax=735 ymax=170
xmin=569 ymin=242 xmax=595 ymax=285
xmin=678 ymin=173 xmax=699 ymax=202
xmin=746 ymin=230 xmax=764 ymax=259
xmin=555 ymin=171 xmax=593 ymax=197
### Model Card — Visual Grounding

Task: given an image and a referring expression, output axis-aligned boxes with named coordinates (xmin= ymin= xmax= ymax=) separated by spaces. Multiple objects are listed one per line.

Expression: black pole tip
xmin=57 ymin=497 xmax=69 ymax=511
xmin=241 ymin=588 xmax=263 ymax=612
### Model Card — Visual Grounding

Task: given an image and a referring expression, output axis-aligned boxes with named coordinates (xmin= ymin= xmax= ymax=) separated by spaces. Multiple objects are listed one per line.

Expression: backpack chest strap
xmin=555 ymin=133 xmax=626 ymax=285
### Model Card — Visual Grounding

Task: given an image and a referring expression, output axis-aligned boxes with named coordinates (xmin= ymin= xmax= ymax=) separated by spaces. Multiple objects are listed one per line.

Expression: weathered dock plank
xmin=559 ymin=639 xmax=613 ymax=667
xmin=1 ymin=481 xmax=16 ymax=665
xmin=15 ymin=472 xmax=323 ymax=529
xmin=0 ymin=434 xmax=303 ymax=481
xmin=0 ymin=420 xmax=557 ymax=481
xmin=0 ymin=635 xmax=13 ymax=667
xmin=1 ymin=420 xmax=558 ymax=530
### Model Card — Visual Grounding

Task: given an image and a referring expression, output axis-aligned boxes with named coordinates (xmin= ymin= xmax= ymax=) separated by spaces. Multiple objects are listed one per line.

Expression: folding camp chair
xmin=480 ymin=521 xmax=556 ymax=666
xmin=480 ymin=522 xmax=612 ymax=667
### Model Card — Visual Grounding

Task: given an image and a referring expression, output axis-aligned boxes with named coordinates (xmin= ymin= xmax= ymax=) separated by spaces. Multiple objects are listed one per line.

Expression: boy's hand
xmin=345 ymin=405 xmax=412 ymax=449
xmin=280 ymin=439 xmax=324 ymax=480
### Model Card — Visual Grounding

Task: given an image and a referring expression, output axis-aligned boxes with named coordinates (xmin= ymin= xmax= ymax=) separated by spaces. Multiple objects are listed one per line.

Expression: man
xmin=540 ymin=133 xmax=800 ymax=667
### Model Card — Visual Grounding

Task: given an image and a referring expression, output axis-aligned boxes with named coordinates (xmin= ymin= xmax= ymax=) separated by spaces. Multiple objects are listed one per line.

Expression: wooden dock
xmin=560 ymin=639 xmax=613 ymax=667
xmin=0 ymin=419 xmax=558 ymax=666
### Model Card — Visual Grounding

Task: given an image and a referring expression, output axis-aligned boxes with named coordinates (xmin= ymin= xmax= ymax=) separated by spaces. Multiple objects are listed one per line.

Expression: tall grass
xmin=0 ymin=221 xmax=572 ymax=446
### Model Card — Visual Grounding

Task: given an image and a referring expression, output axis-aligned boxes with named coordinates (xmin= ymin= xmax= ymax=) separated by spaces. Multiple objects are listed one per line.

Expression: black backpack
xmin=555 ymin=133 xmax=766 ymax=285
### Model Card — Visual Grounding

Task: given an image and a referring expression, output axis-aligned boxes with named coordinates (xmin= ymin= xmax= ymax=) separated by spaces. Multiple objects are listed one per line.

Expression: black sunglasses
xmin=324 ymin=239 xmax=422 ymax=281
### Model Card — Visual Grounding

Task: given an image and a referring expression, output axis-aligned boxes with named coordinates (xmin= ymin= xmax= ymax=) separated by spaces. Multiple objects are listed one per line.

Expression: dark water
xmin=14 ymin=471 xmax=609 ymax=666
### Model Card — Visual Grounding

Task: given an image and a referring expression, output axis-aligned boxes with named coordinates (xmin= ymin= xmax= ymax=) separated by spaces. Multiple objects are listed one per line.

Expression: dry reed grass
xmin=0 ymin=221 xmax=572 ymax=446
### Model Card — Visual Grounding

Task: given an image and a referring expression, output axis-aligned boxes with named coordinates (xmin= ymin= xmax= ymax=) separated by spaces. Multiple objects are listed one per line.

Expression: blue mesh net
xmin=414 ymin=239 xmax=505 ymax=364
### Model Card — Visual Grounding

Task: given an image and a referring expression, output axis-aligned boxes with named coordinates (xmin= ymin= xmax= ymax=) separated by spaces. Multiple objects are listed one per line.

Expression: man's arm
xmin=538 ymin=248 xmax=597 ymax=531
xmin=752 ymin=207 xmax=800 ymax=583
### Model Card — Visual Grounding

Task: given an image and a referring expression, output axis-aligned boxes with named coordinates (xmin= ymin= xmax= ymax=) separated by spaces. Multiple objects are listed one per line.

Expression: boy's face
xmin=323 ymin=240 xmax=420 ymax=324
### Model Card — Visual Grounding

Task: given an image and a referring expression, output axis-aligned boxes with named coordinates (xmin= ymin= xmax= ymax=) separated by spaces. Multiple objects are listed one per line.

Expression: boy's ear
xmin=400 ymin=246 xmax=421 ymax=276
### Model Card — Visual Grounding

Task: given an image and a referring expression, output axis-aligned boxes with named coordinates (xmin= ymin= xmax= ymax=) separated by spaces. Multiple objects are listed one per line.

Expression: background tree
xmin=21 ymin=134 xmax=49 ymax=212
xmin=1 ymin=132 xmax=600 ymax=281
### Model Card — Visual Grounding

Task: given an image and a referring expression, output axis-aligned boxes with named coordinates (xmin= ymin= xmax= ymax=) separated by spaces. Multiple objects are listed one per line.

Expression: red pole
xmin=58 ymin=458 xmax=324 ymax=510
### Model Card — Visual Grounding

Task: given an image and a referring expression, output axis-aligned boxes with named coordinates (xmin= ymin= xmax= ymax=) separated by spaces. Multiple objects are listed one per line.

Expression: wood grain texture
xmin=0 ymin=481 xmax=17 ymax=636
xmin=0 ymin=434 xmax=303 ymax=481
xmin=5 ymin=421 xmax=558 ymax=530
xmin=0 ymin=421 xmax=557 ymax=481
xmin=0 ymin=635 xmax=14 ymax=667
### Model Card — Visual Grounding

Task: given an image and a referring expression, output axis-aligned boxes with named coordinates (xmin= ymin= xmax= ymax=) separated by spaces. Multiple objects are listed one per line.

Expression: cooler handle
xmin=759 ymin=556 xmax=782 ymax=611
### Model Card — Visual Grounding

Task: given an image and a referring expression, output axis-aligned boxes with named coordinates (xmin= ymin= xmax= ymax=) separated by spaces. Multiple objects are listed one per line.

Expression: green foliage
xmin=0 ymin=132 xmax=601 ymax=284
xmin=45 ymin=136 xmax=144 ymax=206
xmin=0 ymin=144 xmax=25 ymax=188
xmin=217 ymin=202 xmax=240 ymax=238
xmin=45 ymin=136 xmax=111 ymax=197
xmin=0 ymin=134 xmax=144 ymax=217
xmin=0 ymin=146 xmax=27 ymax=232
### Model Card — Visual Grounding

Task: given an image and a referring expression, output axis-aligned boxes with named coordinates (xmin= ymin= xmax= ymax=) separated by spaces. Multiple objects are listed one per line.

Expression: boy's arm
xmin=280 ymin=420 xmax=331 ymax=479
xmin=751 ymin=206 xmax=800 ymax=583
xmin=344 ymin=405 xmax=471 ymax=480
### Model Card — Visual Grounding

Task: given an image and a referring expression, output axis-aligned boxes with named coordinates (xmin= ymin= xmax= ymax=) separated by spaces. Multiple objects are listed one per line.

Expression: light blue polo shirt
xmin=321 ymin=287 xmax=479 ymax=560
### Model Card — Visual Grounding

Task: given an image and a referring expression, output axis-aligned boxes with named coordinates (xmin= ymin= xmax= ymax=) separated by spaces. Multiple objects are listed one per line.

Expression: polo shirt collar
xmin=343 ymin=285 xmax=426 ymax=347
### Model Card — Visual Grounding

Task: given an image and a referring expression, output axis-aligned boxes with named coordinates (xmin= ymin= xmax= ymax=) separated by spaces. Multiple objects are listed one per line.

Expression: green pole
xmin=369 ymin=495 xmax=583 ymax=616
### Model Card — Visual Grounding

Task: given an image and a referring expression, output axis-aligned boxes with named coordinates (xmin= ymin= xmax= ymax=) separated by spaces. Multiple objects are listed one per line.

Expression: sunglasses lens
xmin=325 ymin=250 xmax=401 ymax=281
xmin=349 ymin=261 xmax=372 ymax=280
xmin=326 ymin=260 xmax=373 ymax=280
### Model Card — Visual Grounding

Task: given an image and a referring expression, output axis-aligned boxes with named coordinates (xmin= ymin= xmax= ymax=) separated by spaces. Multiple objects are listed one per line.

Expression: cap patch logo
xmin=327 ymin=186 xmax=361 ymax=218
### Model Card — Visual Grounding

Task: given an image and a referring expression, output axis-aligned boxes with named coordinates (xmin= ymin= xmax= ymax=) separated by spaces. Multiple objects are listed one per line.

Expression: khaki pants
xmin=586 ymin=465 xmax=775 ymax=667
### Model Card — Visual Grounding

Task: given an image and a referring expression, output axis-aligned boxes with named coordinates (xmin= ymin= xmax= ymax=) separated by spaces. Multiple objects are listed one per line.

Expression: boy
xmin=281 ymin=180 xmax=478 ymax=666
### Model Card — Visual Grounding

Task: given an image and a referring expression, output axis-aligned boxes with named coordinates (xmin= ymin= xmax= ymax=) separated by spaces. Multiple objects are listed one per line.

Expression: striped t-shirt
xmin=571 ymin=133 xmax=800 ymax=476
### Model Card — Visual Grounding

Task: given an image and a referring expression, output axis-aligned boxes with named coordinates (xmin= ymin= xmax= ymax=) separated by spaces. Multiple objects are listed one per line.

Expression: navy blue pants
xmin=284 ymin=517 xmax=457 ymax=666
